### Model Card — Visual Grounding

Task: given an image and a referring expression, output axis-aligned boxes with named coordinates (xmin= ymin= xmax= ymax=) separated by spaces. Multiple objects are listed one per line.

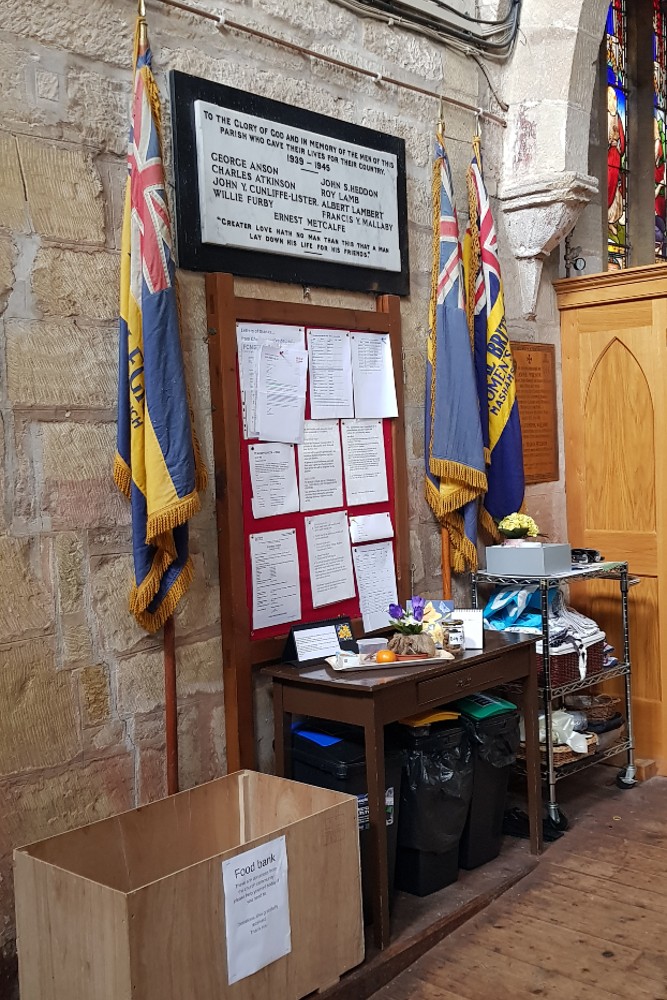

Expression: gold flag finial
xmin=138 ymin=0 xmax=146 ymax=15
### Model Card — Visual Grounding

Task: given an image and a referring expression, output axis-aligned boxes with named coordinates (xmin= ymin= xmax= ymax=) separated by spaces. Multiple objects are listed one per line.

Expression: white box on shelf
xmin=485 ymin=543 xmax=571 ymax=576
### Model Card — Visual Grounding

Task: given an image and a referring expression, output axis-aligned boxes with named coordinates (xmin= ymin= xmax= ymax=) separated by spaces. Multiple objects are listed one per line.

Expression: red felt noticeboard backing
xmin=239 ymin=327 xmax=398 ymax=642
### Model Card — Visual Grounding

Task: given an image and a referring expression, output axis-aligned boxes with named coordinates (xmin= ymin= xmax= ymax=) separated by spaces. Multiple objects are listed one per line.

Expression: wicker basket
xmin=517 ymin=732 xmax=598 ymax=766
xmin=537 ymin=639 xmax=605 ymax=687
xmin=564 ymin=693 xmax=621 ymax=721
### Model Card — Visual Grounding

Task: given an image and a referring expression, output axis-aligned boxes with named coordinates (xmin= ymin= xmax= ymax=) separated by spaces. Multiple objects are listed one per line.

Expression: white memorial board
xmin=194 ymin=99 xmax=401 ymax=272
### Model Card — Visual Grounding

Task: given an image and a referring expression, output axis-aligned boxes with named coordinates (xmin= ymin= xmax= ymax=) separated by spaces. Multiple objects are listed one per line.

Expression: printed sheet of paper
xmin=341 ymin=419 xmax=388 ymax=506
xmin=456 ymin=609 xmax=484 ymax=649
xmin=305 ymin=510 xmax=356 ymax=608
xmin=352 ymin=541 xmax=398 ymax=634
xmin=297 ymin=420 xmax=343 ymax=512
xmin=350 ymin=332 xmax=398 ymax=419
xmin=307 ymin=328 xmax=354 ymax=419
xmin=236 ymin=323 xmax=305 ymax=439
xmin=249 ymin=443 xmax=299 ymax=520
xmin=294 ymin=625 xmax=341 ymax=662
xmin=256 ymin=345 xmax=308 ymax=445
xmin=349 ymin=511 xmax=394 ymax=544
xmin=250 ymin=529 xmax=301 ymax=630
xmin=222 ymin=835 xmax=291 ymax=985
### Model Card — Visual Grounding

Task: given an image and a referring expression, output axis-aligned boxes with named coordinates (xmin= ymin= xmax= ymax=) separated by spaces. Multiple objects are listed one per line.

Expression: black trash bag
xmin=464 ymin=711 xmax=520 ymax=769
xmin=397 ymin=729 xmax=473 ymax=854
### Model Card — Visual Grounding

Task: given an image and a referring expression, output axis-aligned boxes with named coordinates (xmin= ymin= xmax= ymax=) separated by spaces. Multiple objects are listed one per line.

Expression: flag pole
xmin=441 ymin=529 xmax=452 ymax=600
xmin=436 ymin=97 xmax=453 ymax=603
xmin=164 ymin=616 xmax=179 ymax=794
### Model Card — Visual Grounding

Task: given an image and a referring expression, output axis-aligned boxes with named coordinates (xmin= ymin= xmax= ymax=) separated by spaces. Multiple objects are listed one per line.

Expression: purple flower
xmin=388 ymin=603 xmax=404 ymax=620
xmin=411 ymin=595 xmax=426 ymax=622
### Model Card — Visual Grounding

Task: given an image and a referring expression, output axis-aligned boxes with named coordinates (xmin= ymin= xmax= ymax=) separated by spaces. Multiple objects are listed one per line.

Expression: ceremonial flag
xmin=425 ymin=131 xmax=486 ymax=573
xmin=465 ymin=136 xmax=524 ymax=536
xmin=114 ymin=9 xmax=207 ymax=633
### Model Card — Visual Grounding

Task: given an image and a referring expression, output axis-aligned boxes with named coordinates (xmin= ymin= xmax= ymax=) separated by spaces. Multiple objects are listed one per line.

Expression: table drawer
xmin=417 ymin=658 xmax=510 ymax=706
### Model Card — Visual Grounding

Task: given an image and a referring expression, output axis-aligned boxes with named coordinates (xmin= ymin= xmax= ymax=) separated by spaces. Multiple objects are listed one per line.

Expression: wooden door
xmin=557 ymin=268 xmax=667 ymax=772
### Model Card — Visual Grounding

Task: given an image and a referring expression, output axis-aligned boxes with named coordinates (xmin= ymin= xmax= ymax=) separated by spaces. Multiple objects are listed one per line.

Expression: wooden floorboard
xmin=371 ymin=775 xmax=667 ymax=1000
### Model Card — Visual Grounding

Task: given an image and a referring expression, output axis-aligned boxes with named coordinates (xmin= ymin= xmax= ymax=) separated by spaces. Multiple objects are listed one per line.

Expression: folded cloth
xmin=586 ymin=713 xmax=624 ymax=734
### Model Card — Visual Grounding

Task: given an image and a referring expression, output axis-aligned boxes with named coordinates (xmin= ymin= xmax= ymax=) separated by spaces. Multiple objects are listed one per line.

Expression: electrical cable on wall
xmin=149 ymin=0 xmax=509 ymax=125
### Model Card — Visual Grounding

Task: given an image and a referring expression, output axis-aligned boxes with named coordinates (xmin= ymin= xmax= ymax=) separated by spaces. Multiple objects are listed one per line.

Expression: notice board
xmin=206 ymin=274 xmax=410 ymax=768
xmin=511 ymin=341 xmax=559 ymax=485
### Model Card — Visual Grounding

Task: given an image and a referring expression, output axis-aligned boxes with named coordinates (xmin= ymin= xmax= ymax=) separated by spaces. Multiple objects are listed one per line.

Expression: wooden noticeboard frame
xmin=206 ymin=274 xmax=410 ymax=769
xmin=511 ymin=341 xmax=559 ymax=485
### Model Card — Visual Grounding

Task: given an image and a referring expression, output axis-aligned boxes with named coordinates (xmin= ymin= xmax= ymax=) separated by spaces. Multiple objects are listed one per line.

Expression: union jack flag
xmin=425 ymin=132 xmax=486 ymax=574
xmin=114 ymin=13 xmax=206 ymax=633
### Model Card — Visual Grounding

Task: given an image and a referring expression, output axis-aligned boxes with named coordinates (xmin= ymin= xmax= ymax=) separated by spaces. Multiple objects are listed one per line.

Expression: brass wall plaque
xmin=511 ymin=342 xmax=559 ymax=485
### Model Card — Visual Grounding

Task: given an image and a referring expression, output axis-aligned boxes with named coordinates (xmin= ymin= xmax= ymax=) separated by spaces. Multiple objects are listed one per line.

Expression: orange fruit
xmin=376 ymin=649 xmax=397 ymax=663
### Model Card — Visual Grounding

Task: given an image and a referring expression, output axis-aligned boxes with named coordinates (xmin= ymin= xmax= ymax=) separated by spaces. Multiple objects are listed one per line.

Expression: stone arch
xmin=496 ymin=0 xmax=610 ymax=316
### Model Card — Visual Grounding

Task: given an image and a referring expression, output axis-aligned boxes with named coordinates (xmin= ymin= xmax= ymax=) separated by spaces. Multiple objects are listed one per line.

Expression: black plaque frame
xmin=170 ymin=70 xmax=410 ymax=296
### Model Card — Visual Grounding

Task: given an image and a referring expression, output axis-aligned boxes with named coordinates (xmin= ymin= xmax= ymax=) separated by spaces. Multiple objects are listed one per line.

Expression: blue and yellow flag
xmin=114 ymin=11 xmax=207 ymax=633
xmin=465 ymin=136 xmax=524 ymax=537
xmin=425 ymin=132 xmax=487 ymax=573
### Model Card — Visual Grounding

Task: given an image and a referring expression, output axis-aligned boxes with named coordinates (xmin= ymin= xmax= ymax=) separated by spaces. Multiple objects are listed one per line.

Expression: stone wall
xmin=0 ymin=0 xmax=601 ymax=985
xmin=0 ymin=0 xmax=485 ymax=976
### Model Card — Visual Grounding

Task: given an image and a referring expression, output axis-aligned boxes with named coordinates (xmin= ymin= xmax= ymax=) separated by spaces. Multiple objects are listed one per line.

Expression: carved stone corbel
xmin=499 ymin=172 xmax=598 ymax=319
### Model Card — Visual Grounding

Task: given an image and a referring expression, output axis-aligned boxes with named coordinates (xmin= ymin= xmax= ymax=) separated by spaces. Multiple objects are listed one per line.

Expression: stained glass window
xmin=607 ymin=0 xmax=628 ymax=269
xmin=654 ymin=0 xmax=667 ymax=260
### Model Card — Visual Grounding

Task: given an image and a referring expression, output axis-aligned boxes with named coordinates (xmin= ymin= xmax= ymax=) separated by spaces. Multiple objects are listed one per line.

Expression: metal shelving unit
xmin=472 ymin=561 xmax=637 ymax=829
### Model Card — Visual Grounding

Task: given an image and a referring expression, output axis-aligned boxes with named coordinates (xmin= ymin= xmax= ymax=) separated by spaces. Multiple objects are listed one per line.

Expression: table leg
xmin=522 ymin=646 xmax=543 ymax=855
xmin=364 ymin=704 xmax=390 ymax=950
xmin=273 ymin=681 xmax=292 ymax=779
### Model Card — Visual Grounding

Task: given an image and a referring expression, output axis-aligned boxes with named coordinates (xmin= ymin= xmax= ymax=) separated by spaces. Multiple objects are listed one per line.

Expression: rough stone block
xmin=209 ymin=703 xmax=227 ymax=775
xmin=54 ymin=532 xmax=84 ymax=614
xmin=32 ymin=248 xmax=119 ymax=320
xmin=115 ymin=646 xmax=164 ymax=716
xmin=79 ymin=665 xmax=111 ymax=724
xmin=40 ymin=422 xmax=130 ymax=530
xmin=0 ymin=133 xmax=27 ymax=232
xmin=6 ymin=321 xmax=116 ymax=408
xmin=176 ymin=636 xmax=223 ymax=697
xmin=0 ymin=638 xmax=79 ymax=777
xmin=0 ymin=415 xmax=6 ymax=534
xmin=65 ymin=67 xmax=128 ymax=156
xmin=16 ymin=136 xmax=105 ymax=244
xmin=174 ymin=555 xmax=221 ymax=636
xmin=0 ymin=537 xmax=53 ymax=643
xmin=89 ymin=552 xmax=147 ymax=655
xmin=0 ymin=753 xmax=134 ymax=861
xmin=60 ymin=612 xmax=92 ymax=665
xmin=0 ymin=0 xmax=133 ymax=69
xmin=362 ymin=22 xmax=444 ymax=82
xmin=0 ymin=233 xmax=16 ymax=313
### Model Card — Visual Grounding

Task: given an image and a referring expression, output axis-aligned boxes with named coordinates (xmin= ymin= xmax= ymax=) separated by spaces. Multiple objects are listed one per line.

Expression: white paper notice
xmin=249 ymin=443 xmax=299 ymax=519
xmin=305 ymin=510 xmax=356 ymax=608
xmin=341 ymin=419 xmax=388 ymax=506
xmin=308 ymin=329 xmax=354 ymax=419
xmin=294 ymin=625 xmax=341 ymax=662
xmin=352 ymin=541 xmax=398 ymax=633
xmin=257 ymin=345 xmax=308 ymax=445
xmin=236 ymin=323 xmax=305 ymax=439
xmin=456 ymin=609 xmax=484 ymax=649
xmin=250 ymin=529 xmax=301 ymax=630
xmin=349 ymin=512 xmax=394 ymax=544
xmin=297 ymin=420 xmax=343 ymax=512
xmin=222 ymin=835 xmax=291 ymax=985
xmin=350 ymin=332 xmax=398 ymax=419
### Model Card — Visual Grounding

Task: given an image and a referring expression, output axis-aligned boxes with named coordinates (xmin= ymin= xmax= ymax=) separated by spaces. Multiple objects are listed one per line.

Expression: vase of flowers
xmin=497 ymin=513 xmax=539 ymax=543
xmin=387 ymin=597 xmax=437 ymax=658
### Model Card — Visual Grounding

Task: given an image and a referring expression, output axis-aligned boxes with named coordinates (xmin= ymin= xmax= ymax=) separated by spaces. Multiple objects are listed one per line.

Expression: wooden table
xmin=263 ymin=631 xmax=543 ymax=951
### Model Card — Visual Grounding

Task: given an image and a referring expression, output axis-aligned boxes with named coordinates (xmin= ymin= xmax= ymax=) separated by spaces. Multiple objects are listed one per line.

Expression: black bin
xmin=394 ymin=720 xmax=473 ymax=896
xmin=458 ymin=701 xmax=520 ymax=870
xmin=291 ymin=724 xmax=402 ymax=919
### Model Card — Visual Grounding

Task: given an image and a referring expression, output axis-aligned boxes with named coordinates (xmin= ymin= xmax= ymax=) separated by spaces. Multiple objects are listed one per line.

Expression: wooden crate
xmin=14 ymin=770 xmax=364 ymax=1000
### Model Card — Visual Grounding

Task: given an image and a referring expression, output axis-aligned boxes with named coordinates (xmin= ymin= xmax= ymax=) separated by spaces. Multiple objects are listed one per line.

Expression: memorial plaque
xmin=170 ymin=72 xmax=409 ymax=295
xmin=511 ymin=342 xmax=559 ymax=485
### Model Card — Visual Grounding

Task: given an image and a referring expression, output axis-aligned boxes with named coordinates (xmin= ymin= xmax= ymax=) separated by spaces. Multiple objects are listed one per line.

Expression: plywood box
xmin=14 ymin=770 xmax=364 ymax=1000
